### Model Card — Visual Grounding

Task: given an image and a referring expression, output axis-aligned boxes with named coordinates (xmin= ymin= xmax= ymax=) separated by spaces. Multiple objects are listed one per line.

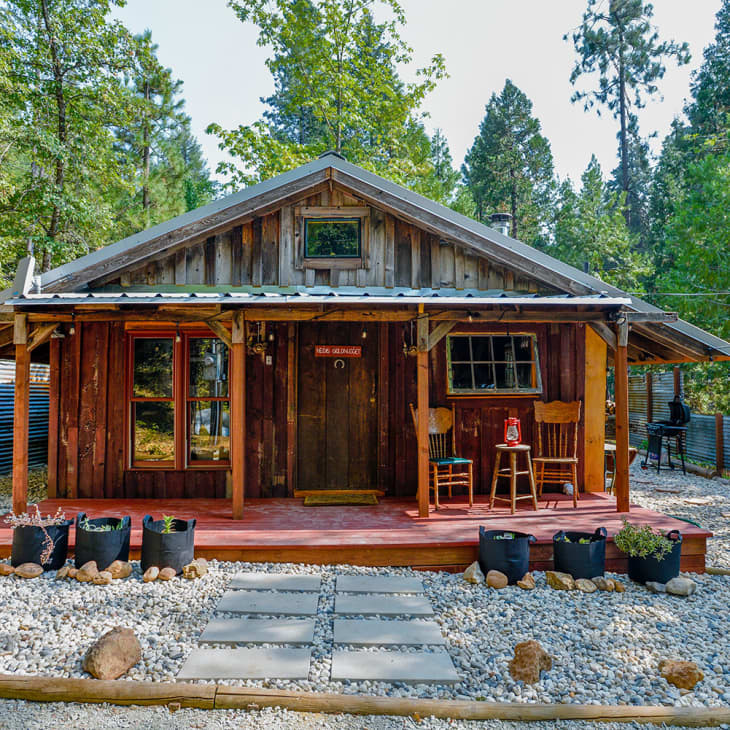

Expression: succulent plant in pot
xmin=141 ymin=514 xmax=196 ymax=575
xmin=613 ymin=519 xmax=682 ymax=584
xmin=74 ymin=513 xmax=131 ymax=569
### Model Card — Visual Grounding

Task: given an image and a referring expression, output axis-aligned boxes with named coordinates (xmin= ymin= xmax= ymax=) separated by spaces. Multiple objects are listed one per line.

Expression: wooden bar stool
xmin=489 ymin=444 xmax=539 ymax=515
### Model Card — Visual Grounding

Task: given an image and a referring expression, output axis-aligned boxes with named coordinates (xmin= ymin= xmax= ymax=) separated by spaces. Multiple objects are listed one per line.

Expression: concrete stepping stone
xmin=331 ymin=649 xmax=458 ymax=684
xmin=334 ymin=594 xmax=433 ymax=616
xmin=336 ymin=575 xmax=424 ymax=594
xmin=217 ymin=590 xmax=319 ymax=616
xmin=200 ymin=618 xmax=315 ymax=645
xmin=230 ymin=572 xmax=321 ymax=592
xmin=334 ymin=619 xmax=445 ymax=646
xmin=177 ymin=647 xmax=311 ymax=680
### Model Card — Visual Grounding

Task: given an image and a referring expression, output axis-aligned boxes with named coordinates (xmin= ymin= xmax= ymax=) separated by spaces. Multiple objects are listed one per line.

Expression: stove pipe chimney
xmin=489 ymin=212 xmax=512 ymax=237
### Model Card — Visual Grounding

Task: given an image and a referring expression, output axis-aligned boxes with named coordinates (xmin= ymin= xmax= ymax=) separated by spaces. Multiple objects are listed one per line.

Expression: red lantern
xmin=504 ymin=417 xmax=522 ymax=446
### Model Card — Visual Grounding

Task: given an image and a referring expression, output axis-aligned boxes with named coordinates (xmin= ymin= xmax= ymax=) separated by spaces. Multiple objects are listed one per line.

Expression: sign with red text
xmin=314 ymin=345 xmax=362 ymax=358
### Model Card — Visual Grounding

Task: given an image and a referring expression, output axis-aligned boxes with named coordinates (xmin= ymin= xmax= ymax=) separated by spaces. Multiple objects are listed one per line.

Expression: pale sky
xmin=113 ymin=0 xmax=722 ymax=186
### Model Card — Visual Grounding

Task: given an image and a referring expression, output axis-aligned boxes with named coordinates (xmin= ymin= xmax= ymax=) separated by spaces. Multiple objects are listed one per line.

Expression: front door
xmin=297 ymin=323 xmax=378 ymax=491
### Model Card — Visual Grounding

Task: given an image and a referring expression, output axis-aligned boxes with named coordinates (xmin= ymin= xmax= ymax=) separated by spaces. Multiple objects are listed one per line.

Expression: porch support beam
xmin=589 ymin=322 xmax=616 ymax=351
xmin=614 ymin=321 xmax=630 ymax=513
xmin=428 ymin=321 xmax=457 ymax=352
xmin=205 ymin=318 xmax=232 ymax=348
xmin=12 ymin=314 xmax=29 ymax=515
xmin=416 ymin=309 xmax=430 ymax=518
xmin=27 ymin=323 xmax=58 ymax=352
xmin=230 ymin=311 xmax=246 ymax=520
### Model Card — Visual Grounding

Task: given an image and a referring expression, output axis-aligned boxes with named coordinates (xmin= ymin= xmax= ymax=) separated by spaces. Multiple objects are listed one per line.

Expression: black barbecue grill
xmin=642 ymin=395 xmax=690 ymax=474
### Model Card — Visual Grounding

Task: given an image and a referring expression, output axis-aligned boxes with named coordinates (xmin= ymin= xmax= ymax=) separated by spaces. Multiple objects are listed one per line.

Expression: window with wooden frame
xmin=295 ymin=206 xmax=370 ymax=269
xmin=446 ymin=334 xmax=542 ymax=395
xmin=128 ymin=332 xmax=230 ymax=469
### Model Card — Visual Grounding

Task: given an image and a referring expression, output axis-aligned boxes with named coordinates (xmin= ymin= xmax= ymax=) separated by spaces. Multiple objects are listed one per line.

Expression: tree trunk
xmin=509 ymin=168 xmax=518 ymax=239
xmin=617 ymin=29 xmax=630 ymax=226
xmin=41 ymin=0 xmax=66 ymax=272
xmin=142 ymin=81 xmax=151 ymax=227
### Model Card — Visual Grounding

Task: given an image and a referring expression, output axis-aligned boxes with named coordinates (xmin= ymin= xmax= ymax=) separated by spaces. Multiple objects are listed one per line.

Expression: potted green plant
xmin=5 ymin=506 xmax=73 ymax=571
xmin=479 ymin=527 xmax=536 ymax=584
xmin=74 ymin=513 xmax=131 ymax=570
xmin=552 ymin=527 xmax=607 ymax=579
xmin=613 ymin=519 xmax=682 ymax=584
xmin=141 ymin=514 xmax=196 ymax=575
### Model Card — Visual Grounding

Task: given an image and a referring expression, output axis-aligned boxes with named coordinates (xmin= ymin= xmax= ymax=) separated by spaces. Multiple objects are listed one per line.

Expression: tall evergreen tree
xmin=462 ymin=79 xmax=554 ymax=244
xmin=566 ymin=0 xmax=689 ymax=227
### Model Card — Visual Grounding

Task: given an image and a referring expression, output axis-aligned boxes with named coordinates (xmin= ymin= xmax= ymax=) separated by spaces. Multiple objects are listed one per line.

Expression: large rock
xmin=183 ymin=558 xmax=208 ymax=580
xmin=665 ymin=576 xmax=697 ymax=597
xmin=159 ymin=567 xmax=176 ymax=581
xmin=0 ymin=563 xmax=15 ymax=577
xmin=92 ymin=571 xmax=113 ymax=586
xmin=575 ymin=578 xmax=597 ymax=593
xmin=463 ymin=561 xmax=485 ymax=585
xmin=591 ymin=576 xmax=614 ymax=592
xmin=76 ymin=561 xmax=98 ymax=583
xmin=82 ymin=627 xmax=141 ymax=680
xmin=143 ymin=566 xmax=159 ymax=583
xmin=611 ymin=579 xmax=625 ymax=593
xmin=517 ymin=573 xmax=535 ymax=590
xmin=509 ymin=640 xmax=553 ymax=684
xmin=55 ymin=565 xmax=71 ymax=580
xmin=546 ymin=571 xmax=575 ymax=591
xmin=659 ymin=660 xmax=704 ymax=690
xmin=14 ymin=563 xmax=42 ymax=579
xmin=106 ymin=561 xmax=132 ymax=580
xmin=486 ymin=570 xmax=508 ymax=589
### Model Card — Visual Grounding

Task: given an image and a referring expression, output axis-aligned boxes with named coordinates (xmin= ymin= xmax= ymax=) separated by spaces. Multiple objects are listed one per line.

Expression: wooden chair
xmin=409 ymin=403 xmax=473 ymax=510
xmin=532 ymin=400 xmax=582 ymax=508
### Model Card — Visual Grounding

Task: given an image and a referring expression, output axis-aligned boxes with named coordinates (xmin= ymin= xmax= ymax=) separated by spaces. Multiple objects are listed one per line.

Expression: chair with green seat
xmin=409 ymin=403 xmax=473 ymax=509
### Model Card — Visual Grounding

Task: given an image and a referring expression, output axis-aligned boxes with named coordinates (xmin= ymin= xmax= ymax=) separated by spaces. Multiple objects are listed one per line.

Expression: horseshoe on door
xmin=333 ymin=358 xmax=346 ymax=369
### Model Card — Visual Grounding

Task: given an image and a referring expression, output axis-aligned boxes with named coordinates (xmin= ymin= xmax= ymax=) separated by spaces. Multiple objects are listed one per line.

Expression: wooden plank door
xmin=297 ymin=323 xmax=378 ymax=490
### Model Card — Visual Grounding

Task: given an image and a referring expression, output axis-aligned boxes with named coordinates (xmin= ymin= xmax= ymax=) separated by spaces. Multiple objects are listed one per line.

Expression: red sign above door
xmin=314 ymin=345 xmax=362 ymax=358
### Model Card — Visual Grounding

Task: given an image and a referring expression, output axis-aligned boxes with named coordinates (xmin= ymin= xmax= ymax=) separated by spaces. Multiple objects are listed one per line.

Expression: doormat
xmin=303 ymin=493 xmax=379 ymax=506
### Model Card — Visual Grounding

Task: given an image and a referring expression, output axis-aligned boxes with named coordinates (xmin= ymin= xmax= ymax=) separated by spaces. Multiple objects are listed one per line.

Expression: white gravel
xmin=1 ymin=461 xmax=729 ymax=727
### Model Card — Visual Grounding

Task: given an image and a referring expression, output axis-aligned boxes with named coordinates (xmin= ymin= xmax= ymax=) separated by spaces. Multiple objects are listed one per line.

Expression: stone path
xmin=177 ymin=571 xmax=458 ymax=684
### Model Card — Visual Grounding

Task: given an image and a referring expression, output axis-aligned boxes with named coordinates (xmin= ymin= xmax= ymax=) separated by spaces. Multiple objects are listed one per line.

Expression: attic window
xmin=304 ymin=218 xmax=361 ymax=258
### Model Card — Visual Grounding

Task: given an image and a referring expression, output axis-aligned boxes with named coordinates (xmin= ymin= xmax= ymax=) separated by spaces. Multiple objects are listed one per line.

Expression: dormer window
xmin=304 ymin=218 xmax=361 ymax=258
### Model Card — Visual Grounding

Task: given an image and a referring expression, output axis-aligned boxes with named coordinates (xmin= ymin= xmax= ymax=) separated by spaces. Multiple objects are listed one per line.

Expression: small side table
xmin=489 ymin=444 xmax=539 ymax=514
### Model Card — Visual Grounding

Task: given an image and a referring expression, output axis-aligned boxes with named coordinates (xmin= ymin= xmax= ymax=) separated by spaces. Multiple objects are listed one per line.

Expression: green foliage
xmin=209 ymin=0 xmax=449 ymax=198
xmin=462 ymin=79 xmax=554 ymax=245
xmin=613 ymin=519 xmax=674 ymax=560
xmin=162 ymin=515 xmax=176 ymax=534
xmin=550 ymin=156 xmax=648 ymax=290
xmin=79 ymin=517 xmax=124 ymax=532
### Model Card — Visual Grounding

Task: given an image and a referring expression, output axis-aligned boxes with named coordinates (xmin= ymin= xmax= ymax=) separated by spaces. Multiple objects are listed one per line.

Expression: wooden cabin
xmin=1 ymin=153 xmax=728 ymax=569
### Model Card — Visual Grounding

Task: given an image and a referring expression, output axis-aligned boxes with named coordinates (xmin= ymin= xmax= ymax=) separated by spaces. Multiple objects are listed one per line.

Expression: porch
xmin=0 ymin=491 xmax=709 ymax=573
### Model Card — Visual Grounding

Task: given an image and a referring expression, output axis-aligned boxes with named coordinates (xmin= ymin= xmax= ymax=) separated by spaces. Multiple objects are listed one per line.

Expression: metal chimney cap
xmin=488 ymin=212 xmax=512 ymax=224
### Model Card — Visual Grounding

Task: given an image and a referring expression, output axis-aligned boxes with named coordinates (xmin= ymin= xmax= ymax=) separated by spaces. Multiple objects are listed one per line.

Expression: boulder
xmin=546 ymin=571 xmax=575 ymax=591
xmin=611 ymin=579 xmax=625 ymax=593
xmin=82 ymin=627 xmax=141 ymax=680
xmin=575 ymin=578 xmax=598 ymax=593
xmin=92 ymin=571 xmax=113 ymax=586
xmin=509 ymin=640 xmax=553 ymax=684
xmin=0 ymin=563 xmax=15 ymax=577
xmin=68 ymin=567 xmax=78 ymax=579
xmin=646 ymin=581 xmax=666 ymax=594
xmin=14 ymin=563 xmax=42 ymax=579
xmin=143 ymin=566 xmax=159 ymax=583
xmin=159 ymin=567 xmax=176 ymax=581
xmin=463 ymin=561 xmax=485 ymax=585
xmin=55 ymin=565 xmax=71 ymax=580
xmin=106 ymin=561 xmax=132 ymax=580
xmin=659 ymin=660 xmax=704 ymax=690
xmin=665 ymin=576 xmax=697 ymax=597
xmin=591 ymin=576 xmax=614 ymax=592
xmin=486 ymin=570 xmax=508 ymax=589
xmin=76 ymin=561 xmax=99 ymax=583
xmin=183 ymin=559 xmax=208 ymax=580
xmin=517 ymin=573 xmax=536 ymax=590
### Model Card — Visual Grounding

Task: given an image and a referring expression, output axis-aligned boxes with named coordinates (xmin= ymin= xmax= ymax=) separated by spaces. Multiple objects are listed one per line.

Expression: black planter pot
xmin=552 ymin=527 xmax=607 ymax=579
xmin=478 ymin=527 xmax=536 ymax=584
xmin=11 ymin=520 xmax=73 ymax=571
xmin=74 ymin=513 xmax=131 ymax=570
xmin=627 ymin=530 xmax=682 ymax=584
xmin=140 ymin=515 xmax=196 ymax=575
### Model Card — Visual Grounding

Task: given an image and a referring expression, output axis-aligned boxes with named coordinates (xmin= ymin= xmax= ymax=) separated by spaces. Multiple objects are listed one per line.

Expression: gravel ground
xmin=0 ymin=462 xmax=729 ymax=727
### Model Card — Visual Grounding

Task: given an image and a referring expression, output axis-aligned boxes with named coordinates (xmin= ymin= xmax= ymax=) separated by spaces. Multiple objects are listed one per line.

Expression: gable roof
xmin=4 ymin=152 xmax=730 ymax=362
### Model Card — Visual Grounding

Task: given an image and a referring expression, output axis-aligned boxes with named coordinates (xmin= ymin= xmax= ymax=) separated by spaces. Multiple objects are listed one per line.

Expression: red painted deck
xmin=0 ymin=492 xmax=710 ymax=573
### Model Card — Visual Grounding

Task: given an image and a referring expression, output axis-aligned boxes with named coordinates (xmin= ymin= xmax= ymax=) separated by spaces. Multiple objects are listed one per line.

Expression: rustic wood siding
xmin=99 ymin=184 xmax=550 ymax=294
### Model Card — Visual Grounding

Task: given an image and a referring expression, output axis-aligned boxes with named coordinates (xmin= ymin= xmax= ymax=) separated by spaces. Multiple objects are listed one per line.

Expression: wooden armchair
xmin=409 ymin=403 xmax=473 ymax=510
xmin=532 ymin=400 xmax=582 ymax=508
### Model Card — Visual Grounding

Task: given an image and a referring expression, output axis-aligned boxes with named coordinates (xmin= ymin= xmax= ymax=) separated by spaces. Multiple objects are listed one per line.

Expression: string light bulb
xmin=69 ymin=315 xmax=75 ymax=336
xmin=175 ymin=324 xmax=181 ymax=343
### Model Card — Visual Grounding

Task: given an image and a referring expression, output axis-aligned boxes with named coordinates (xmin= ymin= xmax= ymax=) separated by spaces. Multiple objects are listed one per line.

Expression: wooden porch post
xmin=12 ymin=314 xmax=30 ymax=515
xmin=231 ymin=311 xmax=246 ymax=520
xmin=614 ymin=320 xmax=630 ymax=512
xmin=416 ymin=309 xmax=430 ymax=518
